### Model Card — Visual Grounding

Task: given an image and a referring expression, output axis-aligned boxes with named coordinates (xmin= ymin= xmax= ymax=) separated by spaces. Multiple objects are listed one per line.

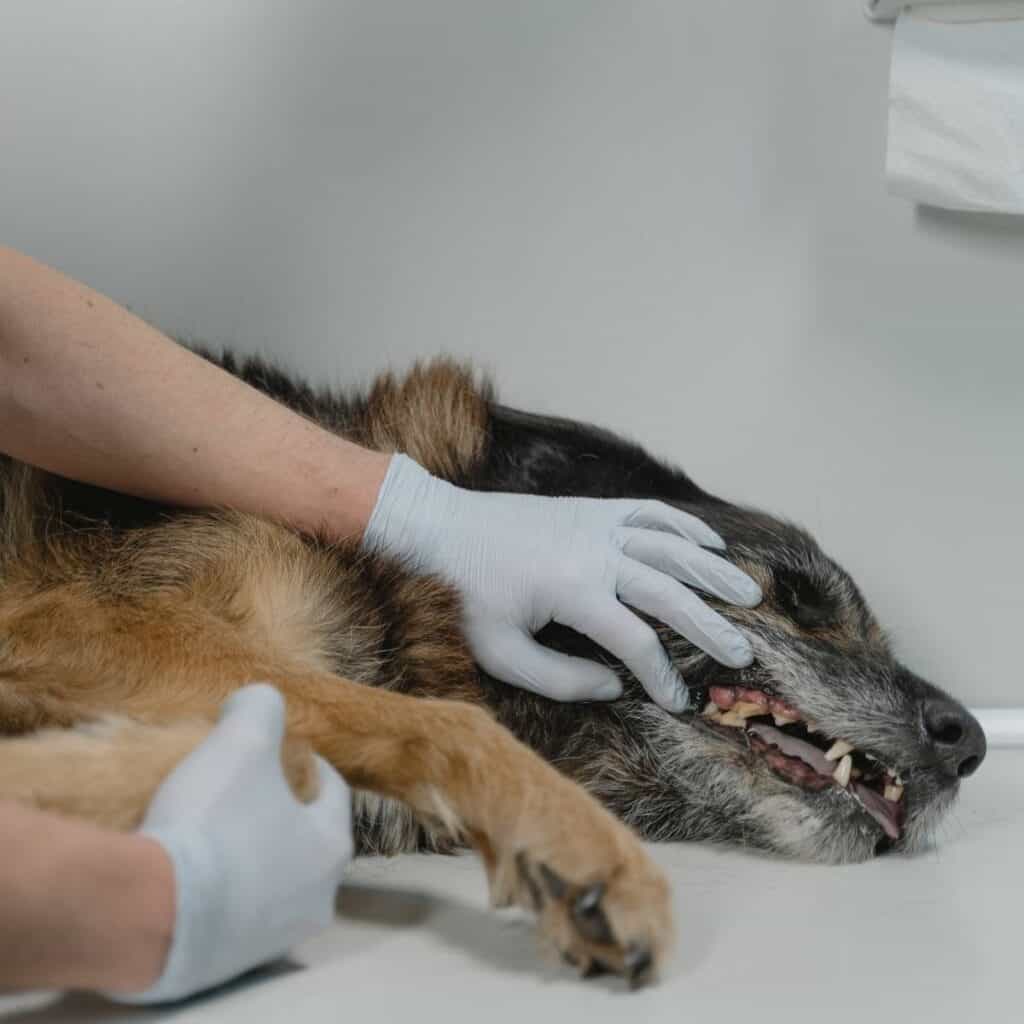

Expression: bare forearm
xmin=0 ymin=801 xmax=173 ymax=993
xmin=0 ymin=247 xmax=389 ymax=540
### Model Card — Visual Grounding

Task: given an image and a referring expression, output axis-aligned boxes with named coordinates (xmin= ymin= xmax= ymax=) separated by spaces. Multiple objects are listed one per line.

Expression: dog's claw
xmin=571 ymin=882 xmax=615 ymax=945
xmin=575 ymin=882 xmax=604 ymax=914
xmin=498 ymin=836 xmax=670 ymax=990
xmin=538 ymin=862 xmax=569 ymax=901
xmin=624 ymin=944 xmax=654 ymax=989
xmin=516 ymin=851 xmax=544 ymax=910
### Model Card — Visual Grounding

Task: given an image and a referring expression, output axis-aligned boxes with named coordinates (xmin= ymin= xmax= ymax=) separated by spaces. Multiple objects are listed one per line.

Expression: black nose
xmin=922 ymin=698 xmax=987 ymax=778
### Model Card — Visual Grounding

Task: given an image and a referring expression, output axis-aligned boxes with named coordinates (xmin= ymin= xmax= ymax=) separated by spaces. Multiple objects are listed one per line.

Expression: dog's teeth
xmin=824 ymin=740 xmax=855 ymax=762
xmin=732 ymin=701 xmax=766 ymax=719
xmin=718 ymin=711 xmax=747 ymax=728
xmin=806 ymin=721 xmax=820 ymax=734
xmin=832 ymin=755 xmax=853 ymax=788
xmin=703 ymin=704 xmax=723 ymax=720
xmin=773 ymin=712 xmax=798 ymax=726
xmin=885 ymin=784 xmax=904 ymax=802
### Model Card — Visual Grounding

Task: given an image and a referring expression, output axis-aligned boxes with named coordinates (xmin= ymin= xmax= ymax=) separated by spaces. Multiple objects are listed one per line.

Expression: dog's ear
xmin=485 ymin=403 xmax=713 ymax=505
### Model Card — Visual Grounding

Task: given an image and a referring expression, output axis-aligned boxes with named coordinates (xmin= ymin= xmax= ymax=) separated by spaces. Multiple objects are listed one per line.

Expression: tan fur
xmin=346 ymin=359 xmax=491 ymax=478
xmin=0 ymin=716 xmax=318 ymax=829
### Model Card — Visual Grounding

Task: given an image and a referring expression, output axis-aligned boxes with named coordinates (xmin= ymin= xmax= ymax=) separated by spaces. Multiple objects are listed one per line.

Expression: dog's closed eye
xmin=772 ymin=568 xmax=837 ymax=629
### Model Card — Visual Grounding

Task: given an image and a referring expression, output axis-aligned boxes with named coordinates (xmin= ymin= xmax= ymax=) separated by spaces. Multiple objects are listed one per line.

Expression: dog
xmin=0 ymin=352 xmax=986 ymax=987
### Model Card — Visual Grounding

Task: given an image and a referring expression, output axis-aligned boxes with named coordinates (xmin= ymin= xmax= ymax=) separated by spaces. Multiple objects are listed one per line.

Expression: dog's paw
xmin=487 ymin=798 xmax=674 ymax=988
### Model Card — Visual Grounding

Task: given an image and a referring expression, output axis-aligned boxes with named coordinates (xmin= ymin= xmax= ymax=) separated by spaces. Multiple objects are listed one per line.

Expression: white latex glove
xmin=111 ymin=684 xmax=353 ymax=1005
xmin=363 ymin=454 xmax=761 ymax=712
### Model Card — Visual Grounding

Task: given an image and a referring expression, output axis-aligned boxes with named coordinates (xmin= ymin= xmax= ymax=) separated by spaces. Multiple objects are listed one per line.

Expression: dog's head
xmin=479 ymin=402 xmax=985 ymax=864
xmin=574 ymin=502 xmax=985 ymax=864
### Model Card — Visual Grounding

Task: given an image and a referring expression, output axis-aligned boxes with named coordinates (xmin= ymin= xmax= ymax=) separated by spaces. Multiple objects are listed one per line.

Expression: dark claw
xmin=537 ymin=862 xmax=569 ymax=901
xmin=583 ymin=958 xmax=611 ymax=979
xmin=624 ymin=944 xmax=654 ymax=989
xmin=576 ymin=882 xmax=604 ymax=914
xmin=515 ymin=851 xmax=544 ymax=911
xmin=571 ymin=883 xmax=615 ymax=945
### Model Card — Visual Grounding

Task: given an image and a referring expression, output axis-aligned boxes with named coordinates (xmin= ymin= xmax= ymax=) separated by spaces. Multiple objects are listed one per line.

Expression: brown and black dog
xmin=0 ymin=353 xmax=985 ymax=986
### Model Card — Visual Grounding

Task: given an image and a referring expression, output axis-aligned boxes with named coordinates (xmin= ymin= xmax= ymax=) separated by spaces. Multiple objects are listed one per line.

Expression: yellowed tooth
xmin=703 ymin=703 xmax=723 ymax=719
xmin=884 ymin=784 xmax=904 ymax=802
xmin=773 ymin=712 xmax=798 ymax=727
xmin=732 ymin=701 xmax=767 ymax=719
xmin=718 ymin=711 xmax=747 ymax=728
xmin=851 ymin=767 xmax=863 ymax=779
xmin=824 ymin=740 xmax=855 ymax=762
xmin=806 ymin=721 xmax=820 ymax=734
xmin=832 ymin=754 xmax=853 ymax=788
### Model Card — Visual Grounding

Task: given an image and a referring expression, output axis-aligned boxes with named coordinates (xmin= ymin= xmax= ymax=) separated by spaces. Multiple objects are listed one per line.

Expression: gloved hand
xmin=363 ymin=454 xmax=762 ymax=712
xmin=111 ymin=684 xmax=353 ymax=1004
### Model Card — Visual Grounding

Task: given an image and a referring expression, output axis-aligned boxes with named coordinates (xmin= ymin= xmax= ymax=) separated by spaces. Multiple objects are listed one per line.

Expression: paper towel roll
xmin=885 ymin=4 xmax=1024 ymax=212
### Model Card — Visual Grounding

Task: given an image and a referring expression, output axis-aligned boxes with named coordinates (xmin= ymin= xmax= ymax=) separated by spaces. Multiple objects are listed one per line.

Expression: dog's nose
xmin=922 ymin=698 xmax=987 ymax=778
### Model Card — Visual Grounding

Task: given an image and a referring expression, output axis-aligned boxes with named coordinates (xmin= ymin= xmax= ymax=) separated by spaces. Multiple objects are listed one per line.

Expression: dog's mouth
xmin=697 ymin=685 xmax=905 ymax=842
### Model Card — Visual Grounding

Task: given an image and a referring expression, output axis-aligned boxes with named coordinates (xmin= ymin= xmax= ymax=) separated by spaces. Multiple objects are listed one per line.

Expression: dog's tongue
xmin=746 ymin=723 xmax=903 ymax=841
xmin=747 ymin=723 xmax=833 ymax=776
xmin=852 ymin=782 xmax=903 ymax=840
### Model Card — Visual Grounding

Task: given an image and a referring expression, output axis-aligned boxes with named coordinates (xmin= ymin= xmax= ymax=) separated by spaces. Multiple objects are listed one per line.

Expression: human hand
xmin=363 ymin=454 xmax=761 ymax=712
xmin=111 ymin=684 xmax=352 ymax=1004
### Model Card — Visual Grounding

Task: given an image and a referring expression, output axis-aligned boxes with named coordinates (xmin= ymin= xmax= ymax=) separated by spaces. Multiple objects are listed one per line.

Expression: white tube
xmin=970 ymin=708 xmax=1024 ymax=748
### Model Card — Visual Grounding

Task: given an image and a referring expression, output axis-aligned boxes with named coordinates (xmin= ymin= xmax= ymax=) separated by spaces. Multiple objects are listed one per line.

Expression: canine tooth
xmin=885 ymin=784 xmax=904 ymax=802
xmin=773 ymin=712 xmax=798 ymax=727
xmin=732 ymin=701 xmax=766 ymax=719
xmin=703 ymin=703 xmax=723 ymax=719
xmin=806 ymin=721 xmax=820 ymax=734
xmin=718 ymin=711 xmax=747 ymax=728
xmin=832 ymin=755 xmax=853 ymax=788
xmin=824 ymin=740 xmax=854 ymax=762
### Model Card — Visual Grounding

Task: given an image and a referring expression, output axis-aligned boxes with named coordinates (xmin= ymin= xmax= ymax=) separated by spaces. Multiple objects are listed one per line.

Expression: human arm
xmin=0 ymin=801 xmax=175 ymax=994
xmin=0 ymin=245 xmax=389 ymax=540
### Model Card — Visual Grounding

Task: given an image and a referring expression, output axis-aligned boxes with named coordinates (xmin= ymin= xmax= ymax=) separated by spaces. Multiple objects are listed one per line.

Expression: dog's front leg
xmin=280 ymin=673 xmax=674 ymax=985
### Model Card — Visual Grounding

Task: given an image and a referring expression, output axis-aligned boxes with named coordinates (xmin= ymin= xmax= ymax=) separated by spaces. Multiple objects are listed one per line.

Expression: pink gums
xmin=709 ymin=685 xmax=799 ymax=720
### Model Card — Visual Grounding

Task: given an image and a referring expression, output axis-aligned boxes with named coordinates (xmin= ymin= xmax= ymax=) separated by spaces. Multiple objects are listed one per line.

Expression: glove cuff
xmin=362 ymin=452 xmax=455 ymax=568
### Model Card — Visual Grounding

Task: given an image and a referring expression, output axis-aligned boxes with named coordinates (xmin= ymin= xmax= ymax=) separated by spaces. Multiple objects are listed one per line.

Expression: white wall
xmin=1 ymin=1 xmax=1020 ymax=705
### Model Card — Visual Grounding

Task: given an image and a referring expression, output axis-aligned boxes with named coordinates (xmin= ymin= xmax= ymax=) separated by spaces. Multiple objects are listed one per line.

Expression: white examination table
xmin=1 ymin=748 xmax=1021 ymax=1024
